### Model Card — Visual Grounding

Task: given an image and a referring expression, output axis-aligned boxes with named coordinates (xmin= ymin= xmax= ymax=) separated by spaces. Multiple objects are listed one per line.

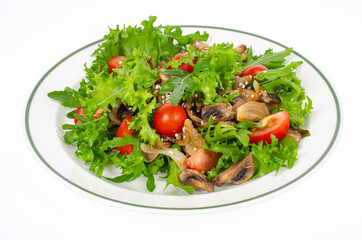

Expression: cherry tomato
xmin=115 ymin=115 xmax=135 ymax=155
xmin=153 ymin=103 xmax=187 ymax=137
xmin=94 ymin=108 xmax=105 ymax=119
xmin=74 ymin=107 xmax=86 ymax=124
xmin=109 ymin=56 xmax=127 ymax=74
xmin=185 ymin=149 xmax=221 ymax=172
xmin=249 ymin=110 xmax=290 ymax=144
xmin=74 ymin=107 xmax=104 ymax=124
xmin=241 ymin=65 xmax=268 ymax=78
xmin=167 ymin=52 xmax=197 ymax=73
xmin=147 ymin=57 xmax=153 ymax=69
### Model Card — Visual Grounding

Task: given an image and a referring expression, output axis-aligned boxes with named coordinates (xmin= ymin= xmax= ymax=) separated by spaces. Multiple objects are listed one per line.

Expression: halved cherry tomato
xmin=241 ymin=65 xmax=268 ymax=78
xmin=153 ymin=102 xmax=187 ymax=137
xmin=249 ymin=110 xmax=290 ymax=144
xmin=109 ymin=56 xmax=127 ymax=74
xmin=185 ymin=149 xmax=221 ymax=172
xmin=74 ymin=107 xmax=105 ymax=124
xmin=115 ymin=115 xmax=134 ymax=155
xmin=167 ymin=52 xmax=197 ymax=73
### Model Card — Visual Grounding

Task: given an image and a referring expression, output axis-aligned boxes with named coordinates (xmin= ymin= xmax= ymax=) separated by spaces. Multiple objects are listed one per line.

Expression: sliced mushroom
xmin=108 ymin=99 xmax=133 ymax=125
xmin=235 ymin=44 xmax=248 ymax=60
xmin=201 ymin=103 xmax=234 ymax=125
xmin=156 ymin=60 xmax=167 ymax=70
xmin=193 ymin=39 xmax=209 ymax=52
xmin=108 ymin=99 xmax=123 ymax=125
xmin=258 ymin=93 xmax=281 ymax=110
xmin=185 ymin=99 xmax=203 ymax=125
xmin=213 ymin=154 xmax=254 ymax=187
xmin=232 ymin=75 xmax=252 ymax=90
xmin=230 ymin=89 xmax=259 ymax=105
xmin=179 ymin=169 xmax=214 ymax=192
xmin=285 ymin=128 xmax=302 ymax=143
xmin=236 ymin=101 xmax=270 ymax=122
xmin=252 ymin=80 xmax=281 ymax=110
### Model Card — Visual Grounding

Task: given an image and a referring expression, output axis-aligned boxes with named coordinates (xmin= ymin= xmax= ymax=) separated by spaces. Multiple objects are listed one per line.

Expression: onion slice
xmin=141 ymin=143 xmax=187 ymax=171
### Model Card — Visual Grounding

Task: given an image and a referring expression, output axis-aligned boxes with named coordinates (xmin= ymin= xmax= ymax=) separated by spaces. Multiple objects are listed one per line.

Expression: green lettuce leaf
xmin=251 ymin=135 xmax=298 ymax=178
xmin=255 ymin=61 xmax=313 ymax=127
xmin=245 ymin=48 xmax=293 ymax=69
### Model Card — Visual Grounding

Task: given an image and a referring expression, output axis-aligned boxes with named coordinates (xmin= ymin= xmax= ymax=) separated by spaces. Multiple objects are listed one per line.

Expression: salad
xmin=48 ymin=16 xmax=312 ymax=194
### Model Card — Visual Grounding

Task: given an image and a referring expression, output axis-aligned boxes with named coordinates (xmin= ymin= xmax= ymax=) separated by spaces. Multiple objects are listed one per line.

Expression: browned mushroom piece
xmin=258 ymin=93 xmax=281 ymax=110
xmin=230 ymin=89 xmax=259 ymax=105
xmin=213 ymin=154 xmax=255 ymax=187
xmin=285 ymin=128 xmax=303 ymax=143
xmin=201 ymin=103 xmax=234 ymax=125
xmin=252 ymin=80 xmax=281 ymax=110
xmin=230 ymin=88 xmax=260 ymax=113
xmin=232 ymin=75 xmax=252 ymax=90
xmin=235 ymin=44 xmax=248 ymax=60
xmin=156 ymin=60 xmax=167 ymax=70
xmin=179 ymin=169 xmax=214 ymax=192
xmin=193 ymin=39 xmax=209 ymax=52
xmin=108 ymin=99 xmax=133 ymax=125
xmin=236 ymin=101 xmax=270 ymax=122
xmin=185 ymin=99 xmax=203 ymax=125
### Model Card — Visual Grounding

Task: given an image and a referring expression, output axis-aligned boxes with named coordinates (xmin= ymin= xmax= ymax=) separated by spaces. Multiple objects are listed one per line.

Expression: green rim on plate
xmin=25 ymin=25 xmax=341 ymax=210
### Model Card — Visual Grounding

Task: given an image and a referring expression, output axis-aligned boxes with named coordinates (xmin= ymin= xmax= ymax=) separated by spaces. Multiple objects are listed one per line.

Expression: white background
xmin=1 ymin=0 xmax=361 ymax=239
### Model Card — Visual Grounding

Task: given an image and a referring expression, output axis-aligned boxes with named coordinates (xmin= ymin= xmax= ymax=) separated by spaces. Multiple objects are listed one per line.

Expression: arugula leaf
xmin=245 ymin=48 xmax=293 ymax=69
xmin=66 ymin=110 xmax=76 ymax=119
xmin=159 ymin=74 xmax=195 ymax=105
xmin=48 ymin=87 xmax=84 ymax=107
xmin=104 ymin=174 xmax=133 ymax=183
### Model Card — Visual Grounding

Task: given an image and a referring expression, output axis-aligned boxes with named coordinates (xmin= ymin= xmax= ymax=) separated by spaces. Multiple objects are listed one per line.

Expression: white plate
xmin=25 ymin=26 xmax=341 ymax=210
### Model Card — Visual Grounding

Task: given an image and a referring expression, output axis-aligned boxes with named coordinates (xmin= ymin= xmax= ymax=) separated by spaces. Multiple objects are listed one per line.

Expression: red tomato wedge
xmin=249 ymin=110 xmax=290 ymax=144
xmin=109 ymin=56 xmax=127 ymax=74
xmin=153 ymin=103 xmax=187 ymax=137
xmin=167 ymin=52 xmax=197 ymax=73
xmin=185 ymin=149 xmax=222 ymax=172
xmin=74 ymin=107 xmax=104 ymax=124
xmin=115 ymin=115 xmax=135 ymax=155
xmin=241 ymin=65 xmax=268 ymax=78
xmin=74 ymin=107 xmax=87 ymax=124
